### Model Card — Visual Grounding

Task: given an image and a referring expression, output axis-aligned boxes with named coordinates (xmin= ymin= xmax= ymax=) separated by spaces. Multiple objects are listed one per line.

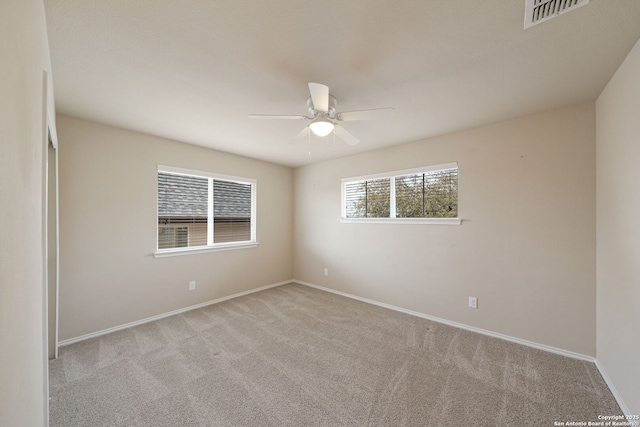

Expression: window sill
xmin=340 ymin=218 xmax=461 ymax=225
xmin=153 ymin=242 xmax=259 ymax=258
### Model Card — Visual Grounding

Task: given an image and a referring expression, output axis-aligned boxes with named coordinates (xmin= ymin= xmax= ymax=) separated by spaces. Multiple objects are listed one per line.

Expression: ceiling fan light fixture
xmin=309 ymin=119 xmax=334 ymax=137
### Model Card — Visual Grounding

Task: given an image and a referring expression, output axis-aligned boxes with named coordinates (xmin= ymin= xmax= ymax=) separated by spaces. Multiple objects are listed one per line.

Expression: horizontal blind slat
xmin=158 ymin=172 xmax=208 ymax=218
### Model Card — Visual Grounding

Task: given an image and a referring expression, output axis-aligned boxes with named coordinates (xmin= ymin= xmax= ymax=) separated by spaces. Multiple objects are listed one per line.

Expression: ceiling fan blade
xmin=248 ymin=114 xmax=308 ymax=120
xmin=308 ymin=82 xmax=329 ymax=112
xmin=334 ymin=125 xmax=360 ymax=146
xmin=337 ymin=108 xmax=396 ymax=122
xmin=289 ymin=126 xmax=310 ymax=144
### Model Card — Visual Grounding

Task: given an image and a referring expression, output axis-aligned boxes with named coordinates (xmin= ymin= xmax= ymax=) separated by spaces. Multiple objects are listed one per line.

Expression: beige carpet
xmin=49 ymin=283 xmax=621 ymax=426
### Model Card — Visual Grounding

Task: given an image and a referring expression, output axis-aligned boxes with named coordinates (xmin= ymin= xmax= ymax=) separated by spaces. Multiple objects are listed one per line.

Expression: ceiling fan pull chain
xmin=308 ymin=128 xmax=311 ymax=156
xmin=333 ymin=129 xmax=336 ymax=151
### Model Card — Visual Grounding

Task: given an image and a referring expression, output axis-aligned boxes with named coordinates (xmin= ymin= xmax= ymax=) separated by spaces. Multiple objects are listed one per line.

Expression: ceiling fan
xmin=248 ymin=82 xmax=395 ymax=146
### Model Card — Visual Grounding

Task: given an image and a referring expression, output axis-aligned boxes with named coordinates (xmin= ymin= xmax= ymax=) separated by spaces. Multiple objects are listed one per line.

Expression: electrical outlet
xmin=189 ymin=281 xmax=196 ymax=291
xmin=468 ymin=296 xmax=478 ymax=309
xmin=323 ymin=268 xmax=329 ymax=276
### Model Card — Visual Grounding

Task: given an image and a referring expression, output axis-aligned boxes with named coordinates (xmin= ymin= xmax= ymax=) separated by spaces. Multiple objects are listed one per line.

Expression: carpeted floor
xmin=49 ymin=283 xmax=622 ymax=426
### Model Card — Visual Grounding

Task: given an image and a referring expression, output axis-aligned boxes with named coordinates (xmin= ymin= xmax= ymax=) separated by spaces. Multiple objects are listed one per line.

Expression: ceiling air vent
xmin=524 ymin=0 xmax=590 ymax=29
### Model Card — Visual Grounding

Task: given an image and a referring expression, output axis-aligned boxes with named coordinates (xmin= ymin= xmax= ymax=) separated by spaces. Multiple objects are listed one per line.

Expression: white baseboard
xmin=57 ymin=280 xmax=291 ymax=347
xmin=58 ymin=278 xmax=629 ymax=415
xmin=595 ymin=359 xmax=631 ymax=416
xmin=294 ymin=279 xmax=595 ymax=362
xmin=60 ymin=278 xmax=596 ymax=363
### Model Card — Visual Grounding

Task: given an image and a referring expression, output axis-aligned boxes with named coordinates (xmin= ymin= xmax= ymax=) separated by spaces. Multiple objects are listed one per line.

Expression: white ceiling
xmin=44 ymin=0 xmax=640 ymax=168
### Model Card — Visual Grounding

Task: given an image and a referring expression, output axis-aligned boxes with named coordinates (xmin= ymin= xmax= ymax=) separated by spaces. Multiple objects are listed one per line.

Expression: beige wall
xmin=294 ymin=103 xmax=596 ymax=356
xmin=596 ymin=37 xmax=640 ymax=415
xmin=0 ymin=0 xmax=54 ymax=425
xmin=57 ymin=115 xmax=293 ymax=341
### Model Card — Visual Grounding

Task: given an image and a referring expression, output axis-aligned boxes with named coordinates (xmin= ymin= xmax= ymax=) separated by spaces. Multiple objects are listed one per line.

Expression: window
xmin=156 ymin=166 xmax=257 ymax=256
xmin=344 ymin=178 xmax=390 ymax=218
xmin=342 ymin=162 xmax=459 ymax=224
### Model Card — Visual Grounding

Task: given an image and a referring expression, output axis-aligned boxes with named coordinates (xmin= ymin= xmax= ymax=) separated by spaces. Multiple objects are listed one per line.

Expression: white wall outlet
xmin=468 ymin=296 xmax=478 ymax=309
xmin=323 ymin=268 xmax=329 ymax=276
xmin=189 ymin=281 xmax=196 ymax=291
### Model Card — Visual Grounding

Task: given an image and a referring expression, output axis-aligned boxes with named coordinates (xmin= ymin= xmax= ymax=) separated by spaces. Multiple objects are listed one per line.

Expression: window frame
xmin=154 ymin=165 xmax=258 ymax=258
xmin=341 ymin=162 xmax=460 ymax=225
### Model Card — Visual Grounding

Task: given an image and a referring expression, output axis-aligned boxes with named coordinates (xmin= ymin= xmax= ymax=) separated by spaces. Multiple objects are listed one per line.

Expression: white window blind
xmin=345 ymin=178 xmax=390 ymax=218
xmin=158 ymin=226 xmax=189 ymax=249
xmin=213 ymin=180 xmax=252 ymax=243
xmin=395 ymin=168 xmax=458 ymax=218
xmin=158 ymin=172 xmax=208 ymax=248
xmin=157 ymin=167 xmax=256 ymax=252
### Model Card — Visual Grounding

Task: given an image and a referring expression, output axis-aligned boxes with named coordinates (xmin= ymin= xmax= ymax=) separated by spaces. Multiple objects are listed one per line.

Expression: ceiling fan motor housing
xmin=307 ymin=95 xmax=337 ymax=118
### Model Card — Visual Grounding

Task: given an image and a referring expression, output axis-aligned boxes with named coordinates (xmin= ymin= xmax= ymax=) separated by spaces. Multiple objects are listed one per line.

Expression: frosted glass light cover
xmin=309 ymin=120 xmax=334 ymax=137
